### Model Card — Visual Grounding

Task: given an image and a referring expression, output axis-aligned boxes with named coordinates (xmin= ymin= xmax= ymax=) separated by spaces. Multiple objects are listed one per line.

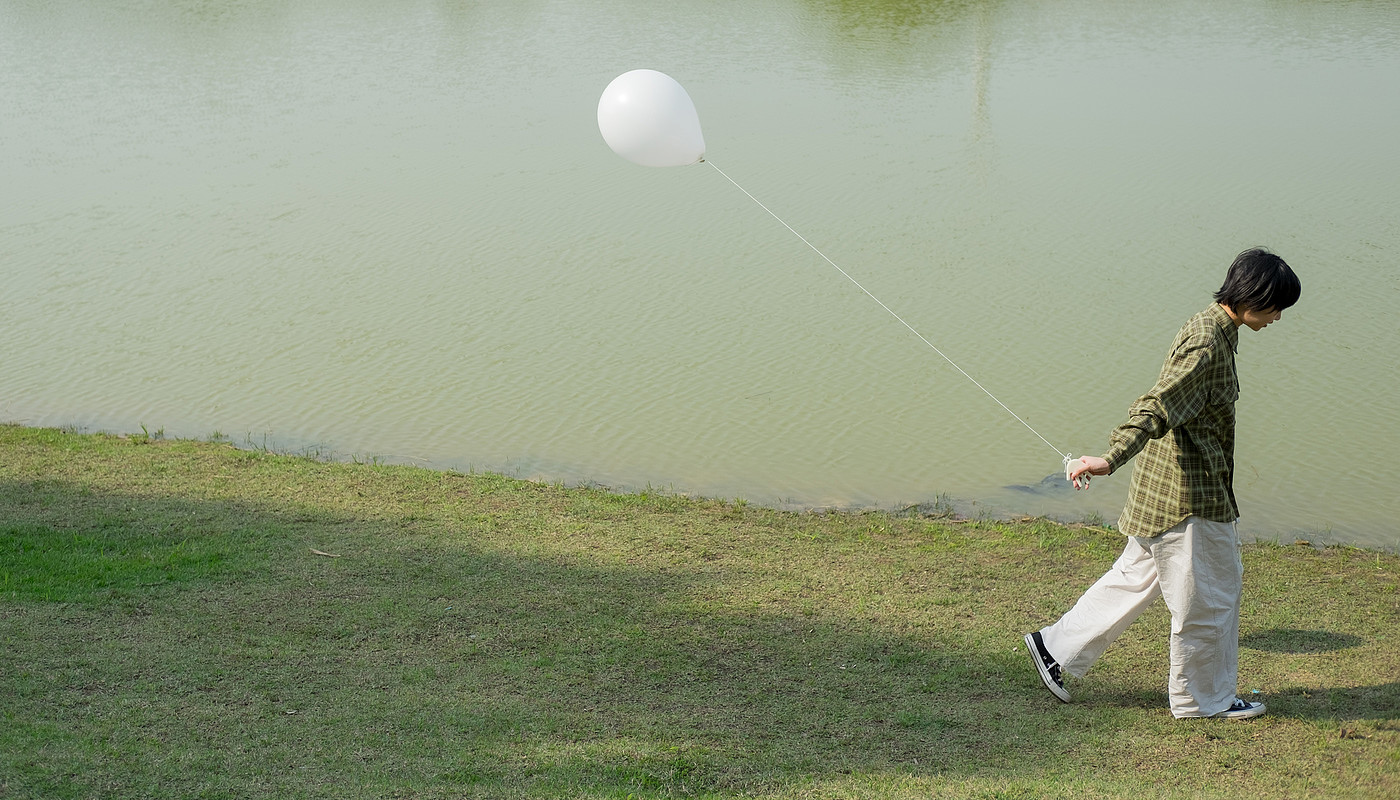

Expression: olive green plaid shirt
xmin=1101 ymin=303 xmax=1240 ymax=538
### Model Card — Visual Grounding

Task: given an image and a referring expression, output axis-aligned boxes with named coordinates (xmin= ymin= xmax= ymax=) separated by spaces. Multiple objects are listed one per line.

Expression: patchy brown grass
xmin=2 ymin=424 xmax=1397 ymax=799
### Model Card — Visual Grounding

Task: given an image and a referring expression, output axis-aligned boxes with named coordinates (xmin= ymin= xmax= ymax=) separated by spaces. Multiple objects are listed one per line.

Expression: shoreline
xmin=3 ymin=420 xmax=1394 ymax=555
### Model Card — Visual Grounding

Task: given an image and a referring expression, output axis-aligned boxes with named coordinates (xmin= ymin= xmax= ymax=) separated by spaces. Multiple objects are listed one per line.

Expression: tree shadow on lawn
xmin=6 ymin=476 xmax=1357 ymax=797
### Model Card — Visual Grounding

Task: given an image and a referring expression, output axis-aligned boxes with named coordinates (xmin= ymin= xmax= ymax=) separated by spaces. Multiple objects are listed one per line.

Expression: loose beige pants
xmin=1039 ymin=516 xmax=1243 ymax=718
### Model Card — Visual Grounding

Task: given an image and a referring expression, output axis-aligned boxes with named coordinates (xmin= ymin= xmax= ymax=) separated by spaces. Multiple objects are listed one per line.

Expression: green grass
xmin=1 ymin=423 xmax=1396 ymax=799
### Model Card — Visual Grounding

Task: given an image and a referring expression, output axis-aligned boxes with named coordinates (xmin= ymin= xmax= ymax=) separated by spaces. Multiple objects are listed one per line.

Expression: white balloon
xmin=598 ymin=69 xmax=706 ymax=168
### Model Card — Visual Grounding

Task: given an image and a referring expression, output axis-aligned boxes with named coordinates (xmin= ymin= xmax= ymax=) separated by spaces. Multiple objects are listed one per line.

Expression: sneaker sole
xmin=1024 ymin=633 xmax=1070 ymax=703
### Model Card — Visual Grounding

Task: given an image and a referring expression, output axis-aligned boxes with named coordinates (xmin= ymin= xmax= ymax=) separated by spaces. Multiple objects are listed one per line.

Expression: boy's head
xmin=1214 ymin=247 xmax=1301 ymax=314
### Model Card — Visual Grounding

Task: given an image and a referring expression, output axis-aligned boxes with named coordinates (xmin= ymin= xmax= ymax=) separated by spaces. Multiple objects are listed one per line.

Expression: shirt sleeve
xmin=1101 ymin=333 xmax=1216 ymax=474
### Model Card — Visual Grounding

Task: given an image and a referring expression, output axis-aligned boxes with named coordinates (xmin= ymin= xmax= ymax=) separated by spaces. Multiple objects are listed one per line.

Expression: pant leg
xmin=1150 ymin=516 xmax=1243 ymax=718
xmin=1041 ymin=535 xmax=1163 ymax=678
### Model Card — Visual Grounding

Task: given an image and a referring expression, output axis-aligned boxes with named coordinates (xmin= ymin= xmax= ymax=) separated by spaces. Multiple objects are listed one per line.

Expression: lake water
xmin=3 ymin=0 xmax=1399 ymax=550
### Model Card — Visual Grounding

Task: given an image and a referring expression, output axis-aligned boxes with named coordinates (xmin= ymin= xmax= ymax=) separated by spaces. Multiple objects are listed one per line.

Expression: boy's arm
xmin=1100 ymin=337 xmax=1216 ymax=474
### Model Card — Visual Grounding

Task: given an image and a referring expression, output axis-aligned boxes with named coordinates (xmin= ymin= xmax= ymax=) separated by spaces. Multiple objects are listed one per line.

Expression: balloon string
xmin=704 ymin=159 xmax=1069 ymax=461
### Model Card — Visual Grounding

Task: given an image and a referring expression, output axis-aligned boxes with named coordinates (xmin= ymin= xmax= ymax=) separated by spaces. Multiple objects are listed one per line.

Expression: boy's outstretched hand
xmin=1070 ymin=455 xmax=1111 ymax=490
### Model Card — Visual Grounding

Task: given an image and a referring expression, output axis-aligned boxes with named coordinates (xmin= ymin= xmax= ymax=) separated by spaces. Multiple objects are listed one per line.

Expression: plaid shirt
xmin=1102 ymin=303 xmax=1240 ymax=538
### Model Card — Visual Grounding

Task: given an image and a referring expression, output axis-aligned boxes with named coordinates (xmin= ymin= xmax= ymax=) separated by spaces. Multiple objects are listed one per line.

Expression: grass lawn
xmin=2 ymin=424 xmax=1396 ymax=799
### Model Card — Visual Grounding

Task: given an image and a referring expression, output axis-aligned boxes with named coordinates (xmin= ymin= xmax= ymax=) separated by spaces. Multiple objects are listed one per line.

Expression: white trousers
xmin=1039 ymin=516 xmax=1243 ymax=718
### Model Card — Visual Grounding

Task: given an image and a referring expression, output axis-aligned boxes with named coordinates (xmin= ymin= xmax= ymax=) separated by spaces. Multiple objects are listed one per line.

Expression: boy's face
xmin=1240 ymin=307 xmax=1283 ymax=331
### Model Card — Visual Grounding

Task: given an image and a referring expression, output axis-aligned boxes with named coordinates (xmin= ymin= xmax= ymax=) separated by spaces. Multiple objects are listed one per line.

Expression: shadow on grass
xmin=9 ymin=471 xmax=1394 ymax=798
xmin=0 ymin=476 xmax=1091 ymax=798
xmin=1266 ymin=684 xmax=1400 ymax=723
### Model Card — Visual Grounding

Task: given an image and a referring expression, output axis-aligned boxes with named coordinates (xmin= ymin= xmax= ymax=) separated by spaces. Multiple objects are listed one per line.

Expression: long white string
xmin=705 ymin=159 xmax=1069 ymax=461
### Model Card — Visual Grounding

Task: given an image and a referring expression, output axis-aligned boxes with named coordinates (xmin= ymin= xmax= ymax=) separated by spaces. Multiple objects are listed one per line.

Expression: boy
xmin=1026 ymin=248 xmax=1301 ymax=719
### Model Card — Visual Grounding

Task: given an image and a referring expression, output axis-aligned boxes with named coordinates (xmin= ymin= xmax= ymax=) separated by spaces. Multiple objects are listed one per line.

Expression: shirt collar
xmin=1208 ymin=303 xmax=1240 ymax=353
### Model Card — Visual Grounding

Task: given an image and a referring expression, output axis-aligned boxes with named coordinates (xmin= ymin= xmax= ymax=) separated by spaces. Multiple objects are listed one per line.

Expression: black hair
xmin=1213 ymin=247 xmax=1300 ymax=313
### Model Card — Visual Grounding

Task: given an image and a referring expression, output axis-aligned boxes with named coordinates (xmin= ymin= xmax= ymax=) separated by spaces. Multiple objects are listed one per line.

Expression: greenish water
xmin=3 ymin=0 xmax=1399 ymax=549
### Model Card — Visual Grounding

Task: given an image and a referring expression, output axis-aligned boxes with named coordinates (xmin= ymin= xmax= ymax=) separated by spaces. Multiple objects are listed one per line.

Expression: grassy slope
xmin=1 ymin=424 xmax=1396 ymax=799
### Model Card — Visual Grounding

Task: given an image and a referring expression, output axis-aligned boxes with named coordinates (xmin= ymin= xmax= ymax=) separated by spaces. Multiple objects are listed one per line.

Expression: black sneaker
xmin=1211 ymin=697 xmax=1267 ymax=720
xmin=1024 ymin=631 xmax=1070 ymax=702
